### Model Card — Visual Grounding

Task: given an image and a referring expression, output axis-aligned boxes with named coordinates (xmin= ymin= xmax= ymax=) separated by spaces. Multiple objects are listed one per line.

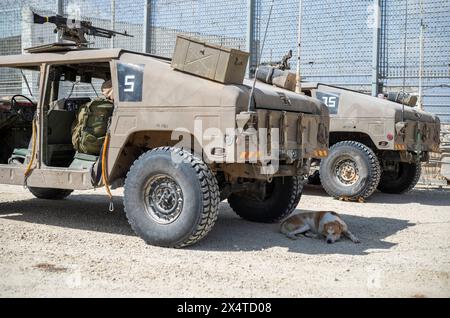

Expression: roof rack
xmin=25 ymin=42 xmax=91 ymax=54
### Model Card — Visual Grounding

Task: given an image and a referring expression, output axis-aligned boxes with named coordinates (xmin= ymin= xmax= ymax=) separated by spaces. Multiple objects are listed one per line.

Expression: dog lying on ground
xmin=280 ymin=211 xmax=360 ymax=244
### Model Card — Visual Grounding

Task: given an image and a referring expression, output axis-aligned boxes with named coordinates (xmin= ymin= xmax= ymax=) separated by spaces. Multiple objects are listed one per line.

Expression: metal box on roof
xmin=171 ymin=35 xmax=249 ymax=84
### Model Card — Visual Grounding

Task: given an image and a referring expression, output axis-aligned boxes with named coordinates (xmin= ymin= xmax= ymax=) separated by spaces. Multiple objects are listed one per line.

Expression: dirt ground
xmin=0 ymin=184 xmax=449 ymax=298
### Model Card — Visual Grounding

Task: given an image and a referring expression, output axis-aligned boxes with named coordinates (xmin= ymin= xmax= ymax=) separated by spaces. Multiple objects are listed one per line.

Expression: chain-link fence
xmin=253 ymin=0 xmax=449 ymax=123
xmin=0 ymin=0 xmax=145 ymax=97
xmin=62 ymin=0 xmax=144 ymax=51
xmin=0 ymin=0 xmax=449 ymax=121
xmin=148 ymin=0 xmax=248 ymax=57
xmin=255 ymin=0 xmax=375 ymax=91
xmin=381 ymin=0 xmax=450 ymax=123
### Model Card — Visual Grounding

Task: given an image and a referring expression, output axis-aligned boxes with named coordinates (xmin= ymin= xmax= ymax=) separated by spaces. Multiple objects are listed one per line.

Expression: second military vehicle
xmin=0 ymin=13 xmax=329 ymax=248
xmin=302 ymin=83 xmax=441 ymax=200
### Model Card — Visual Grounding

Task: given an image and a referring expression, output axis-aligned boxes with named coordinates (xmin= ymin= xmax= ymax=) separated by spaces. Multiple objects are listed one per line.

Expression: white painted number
xmin=322 ymin=96 xmax=337 ymax=108
xmin=124 ymin=75 xmax=135 ymax=92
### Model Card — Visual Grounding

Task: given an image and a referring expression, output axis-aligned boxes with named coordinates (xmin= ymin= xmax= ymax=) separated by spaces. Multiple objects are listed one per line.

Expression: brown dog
xmin=280 ymin=211 xmax=360 ymax=244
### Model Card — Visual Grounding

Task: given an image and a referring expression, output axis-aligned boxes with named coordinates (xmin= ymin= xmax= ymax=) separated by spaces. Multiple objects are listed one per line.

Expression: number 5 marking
xmin=124 ymin=75 xmax=135 ymax=92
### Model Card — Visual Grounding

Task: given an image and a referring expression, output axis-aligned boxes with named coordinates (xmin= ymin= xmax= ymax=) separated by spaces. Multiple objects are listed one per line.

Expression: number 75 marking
xmin=322 ymin=96 xmax=337 ymax=108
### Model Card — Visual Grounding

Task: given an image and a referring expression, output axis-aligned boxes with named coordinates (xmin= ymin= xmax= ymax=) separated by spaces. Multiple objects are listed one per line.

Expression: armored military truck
xmin=302 ymin=83 xmax=441 ymax=200
xmin=0 ymin=41 xmax=329 ymax=247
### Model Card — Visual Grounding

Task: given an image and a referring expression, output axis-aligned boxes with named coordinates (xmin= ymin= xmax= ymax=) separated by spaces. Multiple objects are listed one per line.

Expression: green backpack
xmin=71 ymin=99 xmax=114 ymax=156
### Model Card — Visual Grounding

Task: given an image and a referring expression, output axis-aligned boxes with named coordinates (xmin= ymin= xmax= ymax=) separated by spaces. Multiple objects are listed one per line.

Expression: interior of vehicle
xmin=0 ymin=67 xmax=38 ymax=165
xmin=0 ymin=62 xmax=113 ymax=172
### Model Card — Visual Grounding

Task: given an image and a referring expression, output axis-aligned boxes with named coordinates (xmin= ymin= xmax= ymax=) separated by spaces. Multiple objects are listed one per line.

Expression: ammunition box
xmin=171 ymin=35 xmax=249 ymax=84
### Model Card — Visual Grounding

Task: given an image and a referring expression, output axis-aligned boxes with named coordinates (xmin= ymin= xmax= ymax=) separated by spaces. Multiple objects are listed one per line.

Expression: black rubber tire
xmin=28 ymin=187 xmax=73 ymax=200
xmin=319 ymin=141 xmax=381 ymax=200
xmin=308 ymin=170 xmax=322 ymax=185
xmin=228 ymin=176 xmax=303 ymax=223
xmin=377 ymin=162 xmax=421 ymax=194
xmin=123 ymin=147 xmax=220 ymax=248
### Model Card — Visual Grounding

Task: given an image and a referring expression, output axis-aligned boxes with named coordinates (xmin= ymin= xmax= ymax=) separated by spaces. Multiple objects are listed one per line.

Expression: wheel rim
xmin=333 ymin=157 xmax=360 ymax=186
xmin=144 ymin=174 xmax=184 ymax=224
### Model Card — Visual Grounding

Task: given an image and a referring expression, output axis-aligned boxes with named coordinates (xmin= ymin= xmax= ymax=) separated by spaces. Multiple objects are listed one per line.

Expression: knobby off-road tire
xmin=28 ymin=187 xmax=73 ymax=200
xmin=319 ymin=141 xmax=381 ymax=200
xmin=123 ymin=147 xmax=220 ymax=248
xmin=377 ymin=162 xmax=421 ymax=194
xmin=228 ymin=176 xmax=304 ymax=223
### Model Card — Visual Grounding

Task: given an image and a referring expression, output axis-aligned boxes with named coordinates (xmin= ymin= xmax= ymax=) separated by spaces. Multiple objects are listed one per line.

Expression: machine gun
xmin=32 ymin=12 xmax=133 ymax=47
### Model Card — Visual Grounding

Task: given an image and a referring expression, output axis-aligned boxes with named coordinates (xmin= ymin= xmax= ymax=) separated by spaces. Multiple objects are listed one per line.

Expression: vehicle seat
xmin=44 ymin=109 xmax=77 ymax=167
xmin=8 ymin=148 xmax=29 ymax=165
xmin=47 ymin=109 xmax=76 ymax=145
xmin=68 ymin=152 xmax=98 ymax=170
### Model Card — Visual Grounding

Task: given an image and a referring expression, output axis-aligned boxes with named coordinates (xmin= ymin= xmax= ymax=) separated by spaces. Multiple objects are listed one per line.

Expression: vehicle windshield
xmin=49 ymin=63 xmax=111 ymax=102
xmin=0 ymin=67 xmax=40 ymax=110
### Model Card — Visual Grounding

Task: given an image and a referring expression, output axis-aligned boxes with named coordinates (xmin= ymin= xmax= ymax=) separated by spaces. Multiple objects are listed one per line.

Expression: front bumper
xmin=395 ymin=120 xmax=441 ymax=153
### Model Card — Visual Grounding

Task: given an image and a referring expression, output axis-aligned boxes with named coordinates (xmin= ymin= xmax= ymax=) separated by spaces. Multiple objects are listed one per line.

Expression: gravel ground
xmin=0 ymin=184 xmax=449 ymax=298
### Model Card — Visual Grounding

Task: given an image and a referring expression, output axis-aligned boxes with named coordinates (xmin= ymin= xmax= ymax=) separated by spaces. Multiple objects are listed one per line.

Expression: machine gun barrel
xmin=85 ymin=25 xmax=132 ymax=39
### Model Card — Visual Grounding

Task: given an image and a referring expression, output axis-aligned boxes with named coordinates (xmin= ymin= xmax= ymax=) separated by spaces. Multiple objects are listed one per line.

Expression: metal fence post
xmin=295 ymin=0 xmax=303 ymax=94
xmin=144 ymin=0 xmax=152 ymax=53
xmin=371 ymin=0 xmax=381 ymax=96
xmin=246 ymin=0 xmax=256 ymax=78
xmin=57 ymin=0 xmax=64 ymax=41
xmin=111 ymin=0 xmax=116 ymax=48
xmin=418 ymin=0 xmax=425 ymax=110
xmin=57 ymin=0 xmax=63 ymax=15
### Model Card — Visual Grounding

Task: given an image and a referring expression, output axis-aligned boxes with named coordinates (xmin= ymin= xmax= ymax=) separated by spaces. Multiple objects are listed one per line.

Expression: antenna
xmin=247 ymin=0 xmax=275 ymax=113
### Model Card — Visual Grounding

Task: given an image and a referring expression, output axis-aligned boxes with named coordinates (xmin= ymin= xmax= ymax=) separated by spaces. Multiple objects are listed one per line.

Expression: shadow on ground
xmin=0 ymin=194 xmax=133 ymax=236
xmin=0 ymin=194 xmax=414 ymax=255
xmin=195 ymin=205 xmax=414 ymax=255
xmin=304 ymin=185 xmax=450 ymax=206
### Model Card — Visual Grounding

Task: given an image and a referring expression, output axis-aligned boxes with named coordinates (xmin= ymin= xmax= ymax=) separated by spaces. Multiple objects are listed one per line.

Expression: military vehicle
xmin=302 ymin=83 xmax=441 ymax=200
xmin=0 ymin=13 xmax=329 ymax=248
